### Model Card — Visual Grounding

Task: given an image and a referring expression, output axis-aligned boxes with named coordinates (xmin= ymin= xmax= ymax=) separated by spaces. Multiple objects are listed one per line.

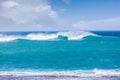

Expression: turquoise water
xmin=0 ymin=31 xmax=120 ymax=79
xmin=0 ymin=35 xmax=120 ymax=71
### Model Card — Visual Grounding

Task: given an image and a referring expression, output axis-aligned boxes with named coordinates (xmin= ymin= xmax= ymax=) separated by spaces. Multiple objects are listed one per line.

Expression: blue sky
xmin=0 ymin=0 xmax=120 ymax=31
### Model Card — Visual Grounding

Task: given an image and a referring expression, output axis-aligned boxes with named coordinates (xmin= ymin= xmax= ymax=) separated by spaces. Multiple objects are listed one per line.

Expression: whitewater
xmin=0 ymin=31 xmax=97 ymax=42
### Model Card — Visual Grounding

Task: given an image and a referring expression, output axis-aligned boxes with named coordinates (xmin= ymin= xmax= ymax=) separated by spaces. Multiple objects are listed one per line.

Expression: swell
xmin=0 ymin=31 xmax=97 ymax=42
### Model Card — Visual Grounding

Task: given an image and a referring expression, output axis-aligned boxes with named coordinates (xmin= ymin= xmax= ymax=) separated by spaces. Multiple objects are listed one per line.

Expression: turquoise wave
xmin=0 ymin=35 xmax=120 ymax=71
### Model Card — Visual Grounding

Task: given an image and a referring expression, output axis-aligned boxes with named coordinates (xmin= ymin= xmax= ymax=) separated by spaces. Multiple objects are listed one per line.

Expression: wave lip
xmin=0 ymin=31 xmax=97 ymax=42
xmin=57 ymin=31 xmax=97 ymax=40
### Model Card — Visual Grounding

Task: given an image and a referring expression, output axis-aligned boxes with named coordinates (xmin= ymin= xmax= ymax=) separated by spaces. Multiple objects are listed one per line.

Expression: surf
xmin=0 ymin=69 xmax=120 ymax=78
xmin=0 ymin=31 xmax=97 ymax=42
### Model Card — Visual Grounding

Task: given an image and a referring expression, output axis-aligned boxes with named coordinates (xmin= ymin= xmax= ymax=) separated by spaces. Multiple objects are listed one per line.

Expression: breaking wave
xmin=0 ymin=31 xmax=97 ymax=42
xmin=0 ymin=35 xmax=19 ymax=42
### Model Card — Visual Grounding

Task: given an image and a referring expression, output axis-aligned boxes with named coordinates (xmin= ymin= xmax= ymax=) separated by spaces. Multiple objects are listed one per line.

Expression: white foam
xmin=25 ymin=33 xmax=57 ymax=40
xmin=0 ymin=69 xmax=120 ymax=77
xmin=0 ymin=31 xmax=97 ymax=42
xmin=0 ymin=35 xmax=18 ymax=42
xmin=93 ymin=69 xmax=120 ymax=76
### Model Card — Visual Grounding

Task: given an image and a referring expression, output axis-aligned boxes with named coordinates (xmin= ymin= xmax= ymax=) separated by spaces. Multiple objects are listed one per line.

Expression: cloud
xmin=72 ymin=17 xmax=120 ymax=30
xmin=62 ymin=0 xmax=71 ymax=4
xmin=0 ymin=0 xmax=58 ymax=24
xmin=1 ymin=0 xmax=119 ymax=31
xmin=2 ymin=0 xmax=19 ymax=8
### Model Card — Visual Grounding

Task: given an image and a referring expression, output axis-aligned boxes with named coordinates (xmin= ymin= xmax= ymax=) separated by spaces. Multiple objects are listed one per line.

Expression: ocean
xmin=0 ymin=31 xmax=120 ymax=80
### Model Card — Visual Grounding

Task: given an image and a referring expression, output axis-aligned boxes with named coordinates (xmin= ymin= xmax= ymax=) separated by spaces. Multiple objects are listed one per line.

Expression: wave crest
xmin=26 ymin=33 xmax=57 ymax=40
xmin=57 ymin=31 xmax=96 ymax=40
xmin=0 ymin=35 xmax=18 ymax=42
xmin=0 ymin=31 xmax=97 ymax=42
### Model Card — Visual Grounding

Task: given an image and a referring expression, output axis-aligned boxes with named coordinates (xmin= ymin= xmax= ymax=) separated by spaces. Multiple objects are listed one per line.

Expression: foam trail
xmin=0 ymin=69 xmax=120 ymax=77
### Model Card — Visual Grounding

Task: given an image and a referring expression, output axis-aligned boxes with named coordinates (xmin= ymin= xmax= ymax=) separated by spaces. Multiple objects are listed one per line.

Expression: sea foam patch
xmin=0 ymin=69 xmax=120 ymax=77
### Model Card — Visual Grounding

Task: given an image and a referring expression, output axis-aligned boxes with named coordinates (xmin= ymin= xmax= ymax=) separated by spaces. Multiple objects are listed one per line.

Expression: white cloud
xmin=1 ymin=0 xmax=119 ymax=31
xmin=2 ymin=0 xmax=19 ymax=8
xmin=63 ymin=0 xmax=71 ymax=4
xmin=72 ymin=17 xmax=120 ymax=30
xmin=0 ymin=0 xmax=58 ymax=24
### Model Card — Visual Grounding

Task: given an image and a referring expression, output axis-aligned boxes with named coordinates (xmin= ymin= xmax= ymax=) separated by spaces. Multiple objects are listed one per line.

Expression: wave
xmin=0 ymin=69 xmax=120 ymax=77
xmin=0 ymin=31 xmax=97 ymax=42
xmin=0 ymin=35 xmax=19 ymax=42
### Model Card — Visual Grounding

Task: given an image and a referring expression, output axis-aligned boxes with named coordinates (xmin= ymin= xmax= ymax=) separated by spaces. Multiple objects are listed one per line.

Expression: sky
xmin=0 ymin=0 xmax=120 ymax=31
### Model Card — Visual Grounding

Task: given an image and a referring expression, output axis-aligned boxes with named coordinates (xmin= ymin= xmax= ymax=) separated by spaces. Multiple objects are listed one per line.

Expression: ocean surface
xmin=0 ymin=31 xmax=120 ymax=80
